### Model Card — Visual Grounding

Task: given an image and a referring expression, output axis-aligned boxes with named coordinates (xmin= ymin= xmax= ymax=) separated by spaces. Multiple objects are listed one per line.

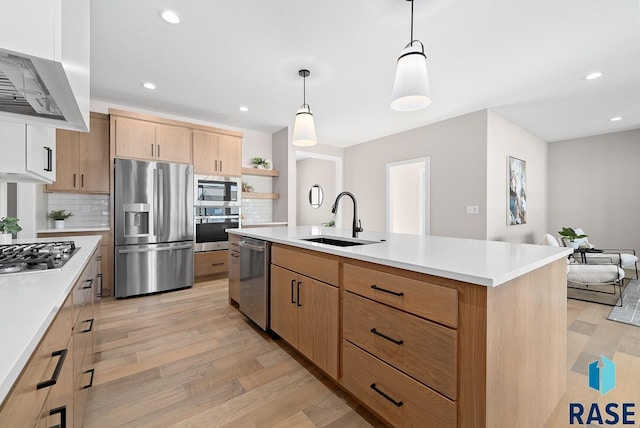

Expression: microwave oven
xmin=195 ymin=175 xmax=241 ymax=207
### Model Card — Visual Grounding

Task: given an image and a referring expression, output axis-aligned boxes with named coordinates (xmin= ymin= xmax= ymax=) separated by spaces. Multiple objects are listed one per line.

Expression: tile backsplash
xmin=46 ymin=193 xmax=109 ymax=228
xmin=242 ymin=199 xmax=272 ymax=224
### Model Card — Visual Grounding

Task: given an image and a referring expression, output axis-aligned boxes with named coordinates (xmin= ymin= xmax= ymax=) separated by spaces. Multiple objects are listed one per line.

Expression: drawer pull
xmin=83 ymin=368 xmax=95 ymax=389
xmin=371 ymin=284 xmax=404 ymax=297
xmin=296 ymin=281 xmax=302 ymax=307
xmin=370 ymin=383 xmax=404 ymax=407
xmin=211 ymin=262 xmax=225 ymax=266
xmin=370 ymin=328 xmax=404 ymax=345
xmin=37 ymin=349 xmax=67 ymax=390
xmin=290 ymin=280 xmax=296 ymax=304
xmin=81 ymin=278 xmax=93 ymax=290
xmin=49 ymin=405 xmax=67 ymax=428
xmin=230 ymin=253 xmax=239 ymax=258
xmin=82 ymin=318 xmax=95 ymax=333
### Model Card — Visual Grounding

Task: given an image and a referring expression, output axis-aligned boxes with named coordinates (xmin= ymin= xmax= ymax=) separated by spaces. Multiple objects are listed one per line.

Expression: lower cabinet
xmin=195 ymin=250 xmax=229 ymax=280
xmin=228 ymin=235 xmax=240 ymax=303
xmin=0 ymin=247 xmax=98 ymax=428
xmin=270 ymin=264 xmax=338 ymax=380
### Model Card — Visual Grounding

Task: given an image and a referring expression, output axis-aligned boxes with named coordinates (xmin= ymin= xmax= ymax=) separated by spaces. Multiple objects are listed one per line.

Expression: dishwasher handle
xmin=238 ymin=241 xmax=265 ymax=252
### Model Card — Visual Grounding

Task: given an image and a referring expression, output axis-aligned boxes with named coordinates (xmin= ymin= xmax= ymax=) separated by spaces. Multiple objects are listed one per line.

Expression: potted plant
xmin=48 ymin=210 xmax=73 ymax=229
xmin=0 ymin=217 xmax=22 ymax=244
xmin=250 ymin=157 xmax=271 ymax=169
xmin=242 ymin=181 xmax=254 ymax=193
xmin=558 ymin=227 xmax=587 ymax=249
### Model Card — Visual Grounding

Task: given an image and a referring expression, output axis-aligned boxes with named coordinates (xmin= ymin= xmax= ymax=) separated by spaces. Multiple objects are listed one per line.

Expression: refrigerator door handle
xmin=118 ymin=243 xmax=193 ymax=254
xmin=157 ymin=168 xmax=164 ymax=237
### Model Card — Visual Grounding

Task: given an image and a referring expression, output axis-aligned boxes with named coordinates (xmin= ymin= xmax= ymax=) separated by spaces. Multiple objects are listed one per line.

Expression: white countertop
xmin=241 ymin=222 xmax=288 ymax=228
xmin=227 ymin=226 xmax=572 ymax=287
xmin=38 ymin=227 xmax=110 ymax=234
xmin=0 ymin=235 xmax=102 ymax=404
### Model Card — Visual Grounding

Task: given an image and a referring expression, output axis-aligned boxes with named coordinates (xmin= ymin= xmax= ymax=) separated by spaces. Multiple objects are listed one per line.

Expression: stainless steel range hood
xmin=0 ymin=48 xmax=88 ymax=132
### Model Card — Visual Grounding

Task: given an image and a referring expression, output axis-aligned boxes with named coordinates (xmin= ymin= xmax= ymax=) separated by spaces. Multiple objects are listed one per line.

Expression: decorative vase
xmin=0 ymin=233 xmax=11 ymax=244
xmin=567 ymin=241 xmax=579 ymax=249
xmin=55 ymin=220 xmax=65 ymax=230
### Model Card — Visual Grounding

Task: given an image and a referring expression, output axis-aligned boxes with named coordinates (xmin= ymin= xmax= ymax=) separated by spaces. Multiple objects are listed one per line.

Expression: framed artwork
xmin=508 ymin=156 xmax=526 ymax=225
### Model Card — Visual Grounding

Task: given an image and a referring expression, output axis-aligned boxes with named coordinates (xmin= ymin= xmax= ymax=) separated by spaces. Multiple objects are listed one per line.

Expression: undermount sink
xmin=299 ymin=235 xmax=378 ymax=247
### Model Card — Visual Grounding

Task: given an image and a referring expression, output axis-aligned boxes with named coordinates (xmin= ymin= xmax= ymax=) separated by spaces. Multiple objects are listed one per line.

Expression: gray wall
xmin=486 ymin=111 xmax=549 ymax=243
xmin=344 ymin=110 xmax=488 ymax=238
xmin=548 ymin=128 xmax=640 ymax=251
xmin=272 ymin=127 xmax=290 ymax=223
xmin=296 ymin=158 xmax=336 ymax=226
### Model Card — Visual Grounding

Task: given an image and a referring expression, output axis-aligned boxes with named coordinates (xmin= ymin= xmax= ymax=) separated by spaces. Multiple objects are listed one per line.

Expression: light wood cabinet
xmin=113 ymin=116 xmax=192 ymax=164
xmin=194 ymin=250 xmax=229 ymax=279
xmin=46 ymin=113 xmax=110 ymax=193
xmin=228 ymin=235 xmax=240 ymax=303
xmin=193 ymin=130 xmax=241 ymax=176
xmin=270 ymin=257 xmax=339 ymax=380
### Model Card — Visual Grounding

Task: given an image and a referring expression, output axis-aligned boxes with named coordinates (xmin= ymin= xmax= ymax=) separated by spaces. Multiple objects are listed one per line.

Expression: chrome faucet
xmin=331 ymin=191 xmax=363 ymax=238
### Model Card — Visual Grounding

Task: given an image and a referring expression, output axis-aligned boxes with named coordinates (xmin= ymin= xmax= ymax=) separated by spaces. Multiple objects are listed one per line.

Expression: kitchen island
xmin=0 ymin=235 xmax=101 ymax=426
xmin=228 ymin=226 xmax=572 ymax=428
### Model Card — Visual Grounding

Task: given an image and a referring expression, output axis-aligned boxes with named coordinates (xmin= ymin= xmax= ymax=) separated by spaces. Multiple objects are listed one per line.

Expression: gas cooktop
xmin=0 ymin=241 xmax=79 ymax=275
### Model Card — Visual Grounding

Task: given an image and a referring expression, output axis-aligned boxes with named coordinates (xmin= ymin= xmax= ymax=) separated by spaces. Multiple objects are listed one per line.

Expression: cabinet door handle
xmin=215 ymin=160 xmax=218 ymax=171
xmin=96 ymin=273 xmax=103 ymax=298
xmin=81 ymin=278 xmax=93 ymax=290
xmin=290 ymin=279 xmax=296 ymax=304
xmin=81 ymin=174 xmax=84 ymax=187
xmin=83 ymin=368 xmax=95 ymax=389
xmin=73 ymin=173 xmax=76 ymax=188
xmin=370 ymin=328 xmax=404 ymax=345
xmin=296 ymin=281 xmax=302 ymax=307
xmin=49 ymin=405 xmax=67 ymax=428
xmin=37 ymin=349 xmax=67 ymax=389
xmin=220 ymin=160 xmax=223 ymax=171
xmin=82 ymin=318 xmax=94 ymax=333
xmin=370 ymin=284 xmax=404 ymax=297
xmin=157 ymin=144 xmax=160 ymax=157
xmin=44 ymin=146 xmax=53 ymax=172
xmin=370 ymin=383 xmax=404 ymax=407
xmin=211 ymin=262 xmax=225 ymax=266
xmin=230 ymin=253 xmax=239 ymax=258
xmin=151 ymin=144 xmax=154 ymax=157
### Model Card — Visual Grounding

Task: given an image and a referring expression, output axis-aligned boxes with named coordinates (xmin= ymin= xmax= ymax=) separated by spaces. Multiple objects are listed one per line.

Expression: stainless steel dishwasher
xmin=238 ymin=238 xmax=270 ymax=330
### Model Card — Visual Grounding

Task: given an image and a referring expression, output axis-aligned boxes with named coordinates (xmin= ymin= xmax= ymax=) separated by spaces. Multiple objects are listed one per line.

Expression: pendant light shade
xmin=292 ymin=69 xmax=317 ymax=146
xmin=391 ymin=0 xmax=431 ymax=112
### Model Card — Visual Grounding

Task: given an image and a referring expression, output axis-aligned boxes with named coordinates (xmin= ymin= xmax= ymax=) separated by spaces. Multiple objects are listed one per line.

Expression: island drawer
xmin=72 ymin=251 xmax=97 ymax=324
xmin=271 ymin=244 xmax=339 ymax=286
xmin=342 ymin=340 xmax=456 ymax=428
xmin=0 ymin=296 xmax=72 ymax=428
xmin=344 ymin=292 xmax=457 ymax=399
xmin=344 ymin=262 xmax=458 ymax=328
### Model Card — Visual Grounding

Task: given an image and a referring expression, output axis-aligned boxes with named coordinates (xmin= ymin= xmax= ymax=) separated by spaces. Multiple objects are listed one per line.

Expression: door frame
xmin=386 ymin=156 xmax=431 ymax=235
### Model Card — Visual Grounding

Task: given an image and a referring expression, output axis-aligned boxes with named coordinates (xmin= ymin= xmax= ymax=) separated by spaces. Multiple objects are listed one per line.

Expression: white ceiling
xmin=91 ymin=0 xmax=640 ymax=148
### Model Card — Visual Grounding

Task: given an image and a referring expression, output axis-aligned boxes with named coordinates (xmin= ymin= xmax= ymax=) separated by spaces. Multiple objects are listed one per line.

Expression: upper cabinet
xmin=46 ymin=113 xmax=110 ymax=193
xmin=0 ymin=0 xmax=90 ymax=131
xmin=0 ymin=121 xmax=56 ymax=183
xmin=112 ymin=116 xmax=192 ymax=164
xmin=193 ymin=130 xmax=242 ymax=176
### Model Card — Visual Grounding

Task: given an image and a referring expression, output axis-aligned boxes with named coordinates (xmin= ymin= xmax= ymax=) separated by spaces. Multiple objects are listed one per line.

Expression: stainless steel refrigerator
xmin=114 ymin=158 xmax=194 ymax=298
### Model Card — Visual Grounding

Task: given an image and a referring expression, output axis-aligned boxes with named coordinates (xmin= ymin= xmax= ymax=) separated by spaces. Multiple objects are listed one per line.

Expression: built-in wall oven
xmin=194 ymin=206 xmax=240 ymax=251
xmin=194 ymin=176 xmax=241 ymax=252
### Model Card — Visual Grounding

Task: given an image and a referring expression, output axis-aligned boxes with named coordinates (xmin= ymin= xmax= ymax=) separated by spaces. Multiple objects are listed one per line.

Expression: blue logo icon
xmin=588 ymin=356 xmax=616 ymax=395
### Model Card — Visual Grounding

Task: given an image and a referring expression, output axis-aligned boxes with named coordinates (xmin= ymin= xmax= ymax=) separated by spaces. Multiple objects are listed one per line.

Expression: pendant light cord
xmin=410 ymin=0 xmax=414 ymax=47
xmin=303 ymin=74 xmax=306 ymax=108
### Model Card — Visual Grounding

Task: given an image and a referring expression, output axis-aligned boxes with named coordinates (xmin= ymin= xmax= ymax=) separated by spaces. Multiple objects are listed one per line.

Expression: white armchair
xmin=541 ymin=233 xmax=625 ymax=306
xmin=561 ymin=228 xmax=638 ymax=279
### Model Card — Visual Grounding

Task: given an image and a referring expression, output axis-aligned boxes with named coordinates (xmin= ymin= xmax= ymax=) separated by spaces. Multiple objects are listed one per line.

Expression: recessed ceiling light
xmin=142 ymin=82 xmax=156 ymax=90
xmin=585 ymin=72 xmax=603 ymax=80
xmin=160 ymin=10 xmax=180 ymax=24
xmin=238 ymin=106 xmax=249 ymax=112
xmin=609 ymin=116 xmax=622 ymax=122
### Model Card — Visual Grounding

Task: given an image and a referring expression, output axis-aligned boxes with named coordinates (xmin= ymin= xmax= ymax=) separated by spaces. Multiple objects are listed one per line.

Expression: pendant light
xmin=292 ymin=69 xmax=317 ymax=146
xmin=390 ymin=0 xmax=432 ymax=111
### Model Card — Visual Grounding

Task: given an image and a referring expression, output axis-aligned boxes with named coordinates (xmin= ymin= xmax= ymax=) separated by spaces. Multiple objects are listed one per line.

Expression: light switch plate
xmin=466 ymin=205 xmax=479 ymax=214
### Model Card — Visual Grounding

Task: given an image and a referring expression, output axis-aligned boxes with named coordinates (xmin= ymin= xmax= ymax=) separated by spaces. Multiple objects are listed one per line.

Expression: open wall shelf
xmin=242 ymin=167 xmax=279 ymax=177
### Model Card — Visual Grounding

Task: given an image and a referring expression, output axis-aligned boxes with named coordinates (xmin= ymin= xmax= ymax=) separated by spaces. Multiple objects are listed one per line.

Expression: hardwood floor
xmin=85 ymin=279 xmax=640 ymax=427
xmin=84 ymin=279 xmax=383 ymax=427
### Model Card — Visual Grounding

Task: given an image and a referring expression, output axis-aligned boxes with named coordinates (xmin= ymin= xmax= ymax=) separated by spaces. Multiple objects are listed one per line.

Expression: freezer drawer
xmin=115 ymin=242 xmax=194 ymax=298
